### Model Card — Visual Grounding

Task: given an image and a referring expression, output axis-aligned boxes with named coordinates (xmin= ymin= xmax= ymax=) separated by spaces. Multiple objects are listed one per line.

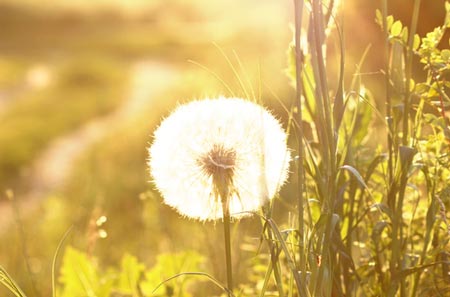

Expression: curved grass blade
xmin=187 ymin=60 xmax=236 ymax=97
xmin=339 ymin=165 xmax=369 ymax=190
xmin=152 ymin=272 xmax=235 ymax=297
xmin=52 ymin=225 xmax=74 ymax=297
xmin=0 ymin=266 xmax=28 ymax=297
xmin=212 ymin=42 xmax=251 ymax=100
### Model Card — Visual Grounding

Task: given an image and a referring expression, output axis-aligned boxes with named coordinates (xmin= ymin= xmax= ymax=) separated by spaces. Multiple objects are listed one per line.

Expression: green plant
xmin=254 ymin=0 xmax=450 ymax=295
xmin=1 ymin=247 xmax=204 ymax=297
xmin=2 ymin=1 xmax=449 ymax=296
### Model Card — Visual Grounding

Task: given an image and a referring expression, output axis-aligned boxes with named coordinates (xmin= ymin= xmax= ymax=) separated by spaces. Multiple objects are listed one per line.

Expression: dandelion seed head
xmin=149 ymin=97 xmax=290 ymax=221
xmin=198 ymin=143 xmax=236 ymax=178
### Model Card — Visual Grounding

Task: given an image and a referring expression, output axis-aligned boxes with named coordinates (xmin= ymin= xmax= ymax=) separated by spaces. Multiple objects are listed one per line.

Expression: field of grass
xmin=0 ymin=0 xmax=449 ymax=296
xmin=0 ymin=0 xmax=292 ymax=295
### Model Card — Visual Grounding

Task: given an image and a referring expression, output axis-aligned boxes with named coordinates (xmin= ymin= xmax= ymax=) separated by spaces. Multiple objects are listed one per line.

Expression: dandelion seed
xmin=149 ymin=97 xmax=290 ymax=221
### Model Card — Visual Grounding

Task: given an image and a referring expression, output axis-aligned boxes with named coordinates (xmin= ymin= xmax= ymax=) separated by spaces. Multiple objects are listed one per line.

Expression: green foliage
xmin=142 ymin=251 xmax=205 ymax=296
xmin=117 ymin=254 xmax=146 ymax=295
xmin=59 ymin=247 xmax=114 ymax=297
xmin=259 ymin=0 xmax=450 ymax=296
xmin=57 ymin=246 xmax=204 ymax=297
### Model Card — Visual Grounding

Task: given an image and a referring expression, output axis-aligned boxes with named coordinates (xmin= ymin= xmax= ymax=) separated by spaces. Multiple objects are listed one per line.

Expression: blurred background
xmin=0 ymin=0 xmax=447 ymax=295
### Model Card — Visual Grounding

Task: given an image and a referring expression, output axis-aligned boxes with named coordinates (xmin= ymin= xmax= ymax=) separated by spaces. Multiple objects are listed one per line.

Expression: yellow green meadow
xmin=0 ymin=1 xmax=449 ymax=296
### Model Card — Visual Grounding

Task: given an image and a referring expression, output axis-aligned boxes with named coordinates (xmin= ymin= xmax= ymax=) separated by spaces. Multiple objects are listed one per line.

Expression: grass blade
xmin=52 ymin=225 xmax=74 ymax=297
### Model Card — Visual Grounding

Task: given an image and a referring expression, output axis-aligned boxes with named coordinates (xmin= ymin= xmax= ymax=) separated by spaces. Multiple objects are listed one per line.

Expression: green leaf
xmin=371 ymin=203 xmax=394 ymax=220
xmin=415 ymin=82 xmax=429 ymax=94
xmin=59 ymin=246 xmax=113 ymax=297
xmin=409 ymin=78 xmax=415 ymax=92
xmin=391 ymin=20 xmax=402 ymax=36
xmin=141 ymin=251 xmax=204 ymax=296
xmin=413 ymin=34 xmax=421 ymax=50
xmin=387 ymin=15 xmax=394 ymax=30
xmin=401 ymin=27 xmax=409 ymax=44
xmin=340 ymin=165 xmax=369 ymax=190
xmin=302 ymin=55 xmax=317 ymax=122
xmin=426 ymin=200 xmax=437 ymax=235
xmin=365 ymin=154 xmax=388 ymax=182
xmin=308 ymin=198 xmax=321 ymax=223
xmin=391 ymin=146 xmax=417 ymax=185
xmin=117 ymin=254 xmax=146 ymax=296
xmin=353 ymin=92 xmax=374 ymax=145
xmin=286 ymin=42 xmax=296 ymax=87
xmin=375 ymin=9 xmax=383 ymax=28
xmin=442 ymin=49 xmax=450 ymax=61
xmin=399 ymin=146 xmax=417 ymax=172
xmin=371 ymin=221 xmax=389 ymax=243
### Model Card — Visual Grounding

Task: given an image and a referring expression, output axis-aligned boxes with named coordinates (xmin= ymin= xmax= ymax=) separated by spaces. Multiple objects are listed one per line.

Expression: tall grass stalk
xmin=51 ymin=226 xmax=73 ymax=297
xmin=380 ymin=1 xmax=402 ymax=294
xmin=309 ymin=1 xmax=340 ymax=295
xmin=8 ymin=192 xmax=39 ymax=297
xmin=293 ymin=0 xmax=306 ymax=291
xmin=381 ymin=0 xmax=394 ymax=187
xmin=403 ymin=0 xmax=421 ymax=146
xmin=399 ymin=7 xmax=422 ymax=293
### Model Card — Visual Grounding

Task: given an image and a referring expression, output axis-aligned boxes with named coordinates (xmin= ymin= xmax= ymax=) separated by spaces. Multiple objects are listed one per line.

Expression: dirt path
xmin=0 ymin=60 xmax=178 ymax=233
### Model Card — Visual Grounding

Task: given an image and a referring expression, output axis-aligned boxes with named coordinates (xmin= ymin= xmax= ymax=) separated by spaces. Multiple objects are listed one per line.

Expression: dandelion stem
xmin=222 ymin=200 xmax=233 ymax=295
xmin=214 ymin=163 xmax=234 ymax=295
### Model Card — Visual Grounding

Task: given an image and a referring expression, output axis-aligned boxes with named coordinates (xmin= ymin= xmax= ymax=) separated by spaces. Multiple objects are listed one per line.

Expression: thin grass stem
xmin=213 ymin=42 xmax=251 ymax=100
xmin=381 ymin=0 xmax=394 ymax=187
xmin=187 ymin=60 xmax=236 ymax=97
xmin=403 ymin=0 xmax=421 ymax=146
xmin=9 ymin=193 xmax=40 ymax=297
xmin=52 ymin=226 xmax=73 ymax=297
xmin=312 ymin=0 xmax=335 ymax=180
xmin=293 ymin=0 xmax=306 ymax=292
xmin=232 ymin=50 xmax=257 ymax=102
xmin=152 ymin=272 xmax=234 ymax=296
xmin=267 ymin=229 xmax=285 ymax=297
xmin=0 ymin=267 xmax=27 ymax=297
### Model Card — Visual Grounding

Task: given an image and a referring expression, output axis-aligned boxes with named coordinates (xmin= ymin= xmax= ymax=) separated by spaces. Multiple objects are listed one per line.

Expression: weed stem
xmin=222 ymin=200 xmax=233 ymax=295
